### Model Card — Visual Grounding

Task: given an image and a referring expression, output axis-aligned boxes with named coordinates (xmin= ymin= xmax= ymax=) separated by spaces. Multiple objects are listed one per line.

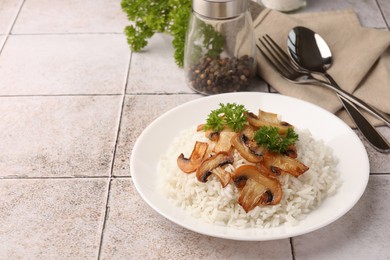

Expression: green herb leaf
xmin=185 ymin=20 xmax=225 ymax=66
xmin=205 ymin=103 xmax=247 ymax=132
xmin=205 ymin=109 xmax=225 ymax=132
xmin=254 ymin=126 xmax=299 ymax=154
xmin=121 ymin=0 xmax=191 ymax=67
xmin=200 ymin=23 xmax=224 ymax=59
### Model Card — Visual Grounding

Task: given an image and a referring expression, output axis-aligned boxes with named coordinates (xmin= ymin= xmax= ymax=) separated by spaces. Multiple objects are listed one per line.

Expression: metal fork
xmin=257 ymin=34 xmax=390 ymax=128
xmin=257 ymin=34 xmax=390 ymax=152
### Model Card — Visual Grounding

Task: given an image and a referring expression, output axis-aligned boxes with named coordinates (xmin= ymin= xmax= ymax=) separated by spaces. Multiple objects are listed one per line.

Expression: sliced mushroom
xmin=241 ymin=124 xmax=256 ymax=139
xmin=232 ymin=165 xmax=282 ymax=212
xmin=263 ymin=151 xmax=309 ymax=177
xmin=214 ymin=130 xmax=236 ymax=153
xmin=205 ymin=130 xmax=220 ymax=141
xmin=283 ymin=144 xmax=298 ymax=158
xmin=196 ymin=124 xmax=205 ymax=132
xmin=196 ymin=124 xmax=220 ymax=141
xmin=177 ymin=141 xmax=209 ymax=173
xmin=246 ymin=110 xmax=292 ymax=135
xmin=196 ymin=152 xmax=234 ymax=184
xmin=211 ymin=166 xmax=231 ymax=187
xmin=231 ymin=131 xmax=264 ymax=163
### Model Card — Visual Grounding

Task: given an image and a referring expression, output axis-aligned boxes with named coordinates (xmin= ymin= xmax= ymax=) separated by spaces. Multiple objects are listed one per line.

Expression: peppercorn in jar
xmin=184 ymin=0 xmax=255 ymax=95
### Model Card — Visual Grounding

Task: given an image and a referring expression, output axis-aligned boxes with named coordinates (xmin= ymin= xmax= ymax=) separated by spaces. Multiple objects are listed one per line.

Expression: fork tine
xmin=263 ymin=35 xmax=295 ymax=71
xmin=256 ymin=39 xmax=283 ymax=73
xmin=257 ymin=38 xmax=288 ymax=77
xmin=262 ymin=35 xmax=297 ymax=77
xmin=257 ymin=34 xmax=298 ymax=79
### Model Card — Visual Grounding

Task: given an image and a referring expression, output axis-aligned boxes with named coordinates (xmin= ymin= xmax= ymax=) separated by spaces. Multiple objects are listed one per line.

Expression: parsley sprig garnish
xmin=254 ymin=126 xmax=299 ymax=153
xmin=204 ymin=103 xmax=299 ymax=154
xmin=205 ymin=103 xmax=247 ymax=132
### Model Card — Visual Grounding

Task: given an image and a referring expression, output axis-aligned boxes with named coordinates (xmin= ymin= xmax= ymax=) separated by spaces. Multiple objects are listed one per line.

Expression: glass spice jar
xmin=184 ymin=0 xmax=255 ymax=95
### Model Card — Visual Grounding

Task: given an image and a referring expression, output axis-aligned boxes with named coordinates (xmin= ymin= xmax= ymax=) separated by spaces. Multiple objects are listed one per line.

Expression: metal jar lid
xmin=192 ymin=0 xmax=248 ymax=19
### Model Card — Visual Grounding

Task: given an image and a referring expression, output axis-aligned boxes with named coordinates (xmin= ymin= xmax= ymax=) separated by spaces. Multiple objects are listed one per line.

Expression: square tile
xmin=0 ymin=34 xmax=130 ymax=95
xmin=12 ymin=0 xmax=128 ymax=34
xmin=0 ymin=96 xmax=122 ymax=177
xmin=0 ymin=178 xmax=108 ymax=259
xmin=100 ymin=178 xmax=293 ymax=259
xmin=0 ymin=0 xmax=23 ymax=34
xmin=127 ymin=33 xmax=191 ymax=94
xmin=113 ymin=94 xmax=201 ymax=177
xmin=359 ymin=126 xmax=390 ymax=173
xmin=378 ymin=0 xmax=390 ymax=27
xmin=0 ymin=35 xmax=6 ymax=51
xmin=293 ymin=175 xmax=390 ymax=259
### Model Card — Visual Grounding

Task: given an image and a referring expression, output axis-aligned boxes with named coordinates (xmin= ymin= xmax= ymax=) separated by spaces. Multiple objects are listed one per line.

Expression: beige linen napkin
xmin=249 ymin=3 xmax=390 ymax=127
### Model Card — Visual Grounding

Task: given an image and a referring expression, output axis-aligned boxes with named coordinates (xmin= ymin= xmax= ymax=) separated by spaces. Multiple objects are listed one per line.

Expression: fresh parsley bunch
xmin=254 ymin=126 xmax=299 ymax=153
xmin=121 ymin=0 xmax=191 ymax=67
xmin=205 ymin=103 xmax=248 ymax=132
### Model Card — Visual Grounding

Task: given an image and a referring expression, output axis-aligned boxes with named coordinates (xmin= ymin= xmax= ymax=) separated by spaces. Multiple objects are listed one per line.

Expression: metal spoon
xmin=287 ymin=26 xmax=390 ymax=152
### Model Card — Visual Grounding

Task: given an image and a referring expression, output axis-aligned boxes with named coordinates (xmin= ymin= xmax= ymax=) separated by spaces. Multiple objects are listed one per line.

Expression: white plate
xmin=130 ymin=92 xmax=369 ymax=241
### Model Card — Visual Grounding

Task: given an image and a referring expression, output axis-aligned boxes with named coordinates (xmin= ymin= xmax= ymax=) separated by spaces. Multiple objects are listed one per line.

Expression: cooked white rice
xmin=158 ymin=126 xmax=342 ymax=228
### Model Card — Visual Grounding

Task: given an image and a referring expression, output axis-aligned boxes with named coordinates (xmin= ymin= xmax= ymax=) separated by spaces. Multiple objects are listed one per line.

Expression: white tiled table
xmin=0 ymin=0 xmax=389 ymax=259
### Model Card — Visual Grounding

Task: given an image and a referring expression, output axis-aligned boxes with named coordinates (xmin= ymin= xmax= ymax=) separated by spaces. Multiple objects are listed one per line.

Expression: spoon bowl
xmin=287 ymin=26 xmax=332 ymax=72
xmin=287 ymin=26 xmax=390 ymax=152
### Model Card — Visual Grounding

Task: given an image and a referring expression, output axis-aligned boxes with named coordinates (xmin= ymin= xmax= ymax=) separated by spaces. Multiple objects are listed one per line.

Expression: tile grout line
xmin=370 ymin=172 xmax=390 ymax=176
xmin=375 ymin=0 xmax=390 ymax=29
xmin=0 ymin=93 xmax=123 ymax=98
xmin=10 ymin=32 xmax=125 ymax=36
xmin=0 ymin=0 xmax=25 ymax=56
xmin=0 ymin=176 xmax=110 ymax=180
xmin=0 ymin=93 xmax=194 ymax=98
xmin=290 ymin=237 xmax=296 ymax=260
xmin=126 ymin=92 xmax=197 ymax=95
xmin=96 ymin=51 xmax=132 ymax=260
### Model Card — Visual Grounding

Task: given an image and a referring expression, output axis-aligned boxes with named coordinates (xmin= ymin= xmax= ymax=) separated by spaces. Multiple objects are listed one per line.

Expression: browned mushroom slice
xmin=232 ymin=165 xmax=282 ymax=212
xmin=205 ymin=129 xmax=220 ymax=141
xmin=196 ymin=152 xmax=234 ymax=184
xmin=211 ymin=166 xmax=231 ymax=187
xmin=241 ymin=125 xmax=256 ymax=139
xmin=246 ymin=110 xmax=292 ymax=135
xmin=231 ymin=132 xmax=264 ymax=163
xmin=214 ymin=131 xmax=236 ymax=153
xmin=284 ymin=144 xmax=298 ymax=158
xmin=177 ymin=141 xmax=209 ymax=173
xmin=263 ymin=151 xmax=309 ymax=177
xmin=196 ymin=124 xmax=220 ymax=141
xmin=196 ymin=124 xmax=205 ymax=131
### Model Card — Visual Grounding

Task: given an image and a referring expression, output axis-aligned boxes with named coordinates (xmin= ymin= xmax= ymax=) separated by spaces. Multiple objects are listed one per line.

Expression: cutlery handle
xmin=321 ymin=74 xmax=390 ymax=128
xmin=338 ymin=96 xmax=390 ymax=152
xmin=324 ymin=73 xmax=390 ymax=152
